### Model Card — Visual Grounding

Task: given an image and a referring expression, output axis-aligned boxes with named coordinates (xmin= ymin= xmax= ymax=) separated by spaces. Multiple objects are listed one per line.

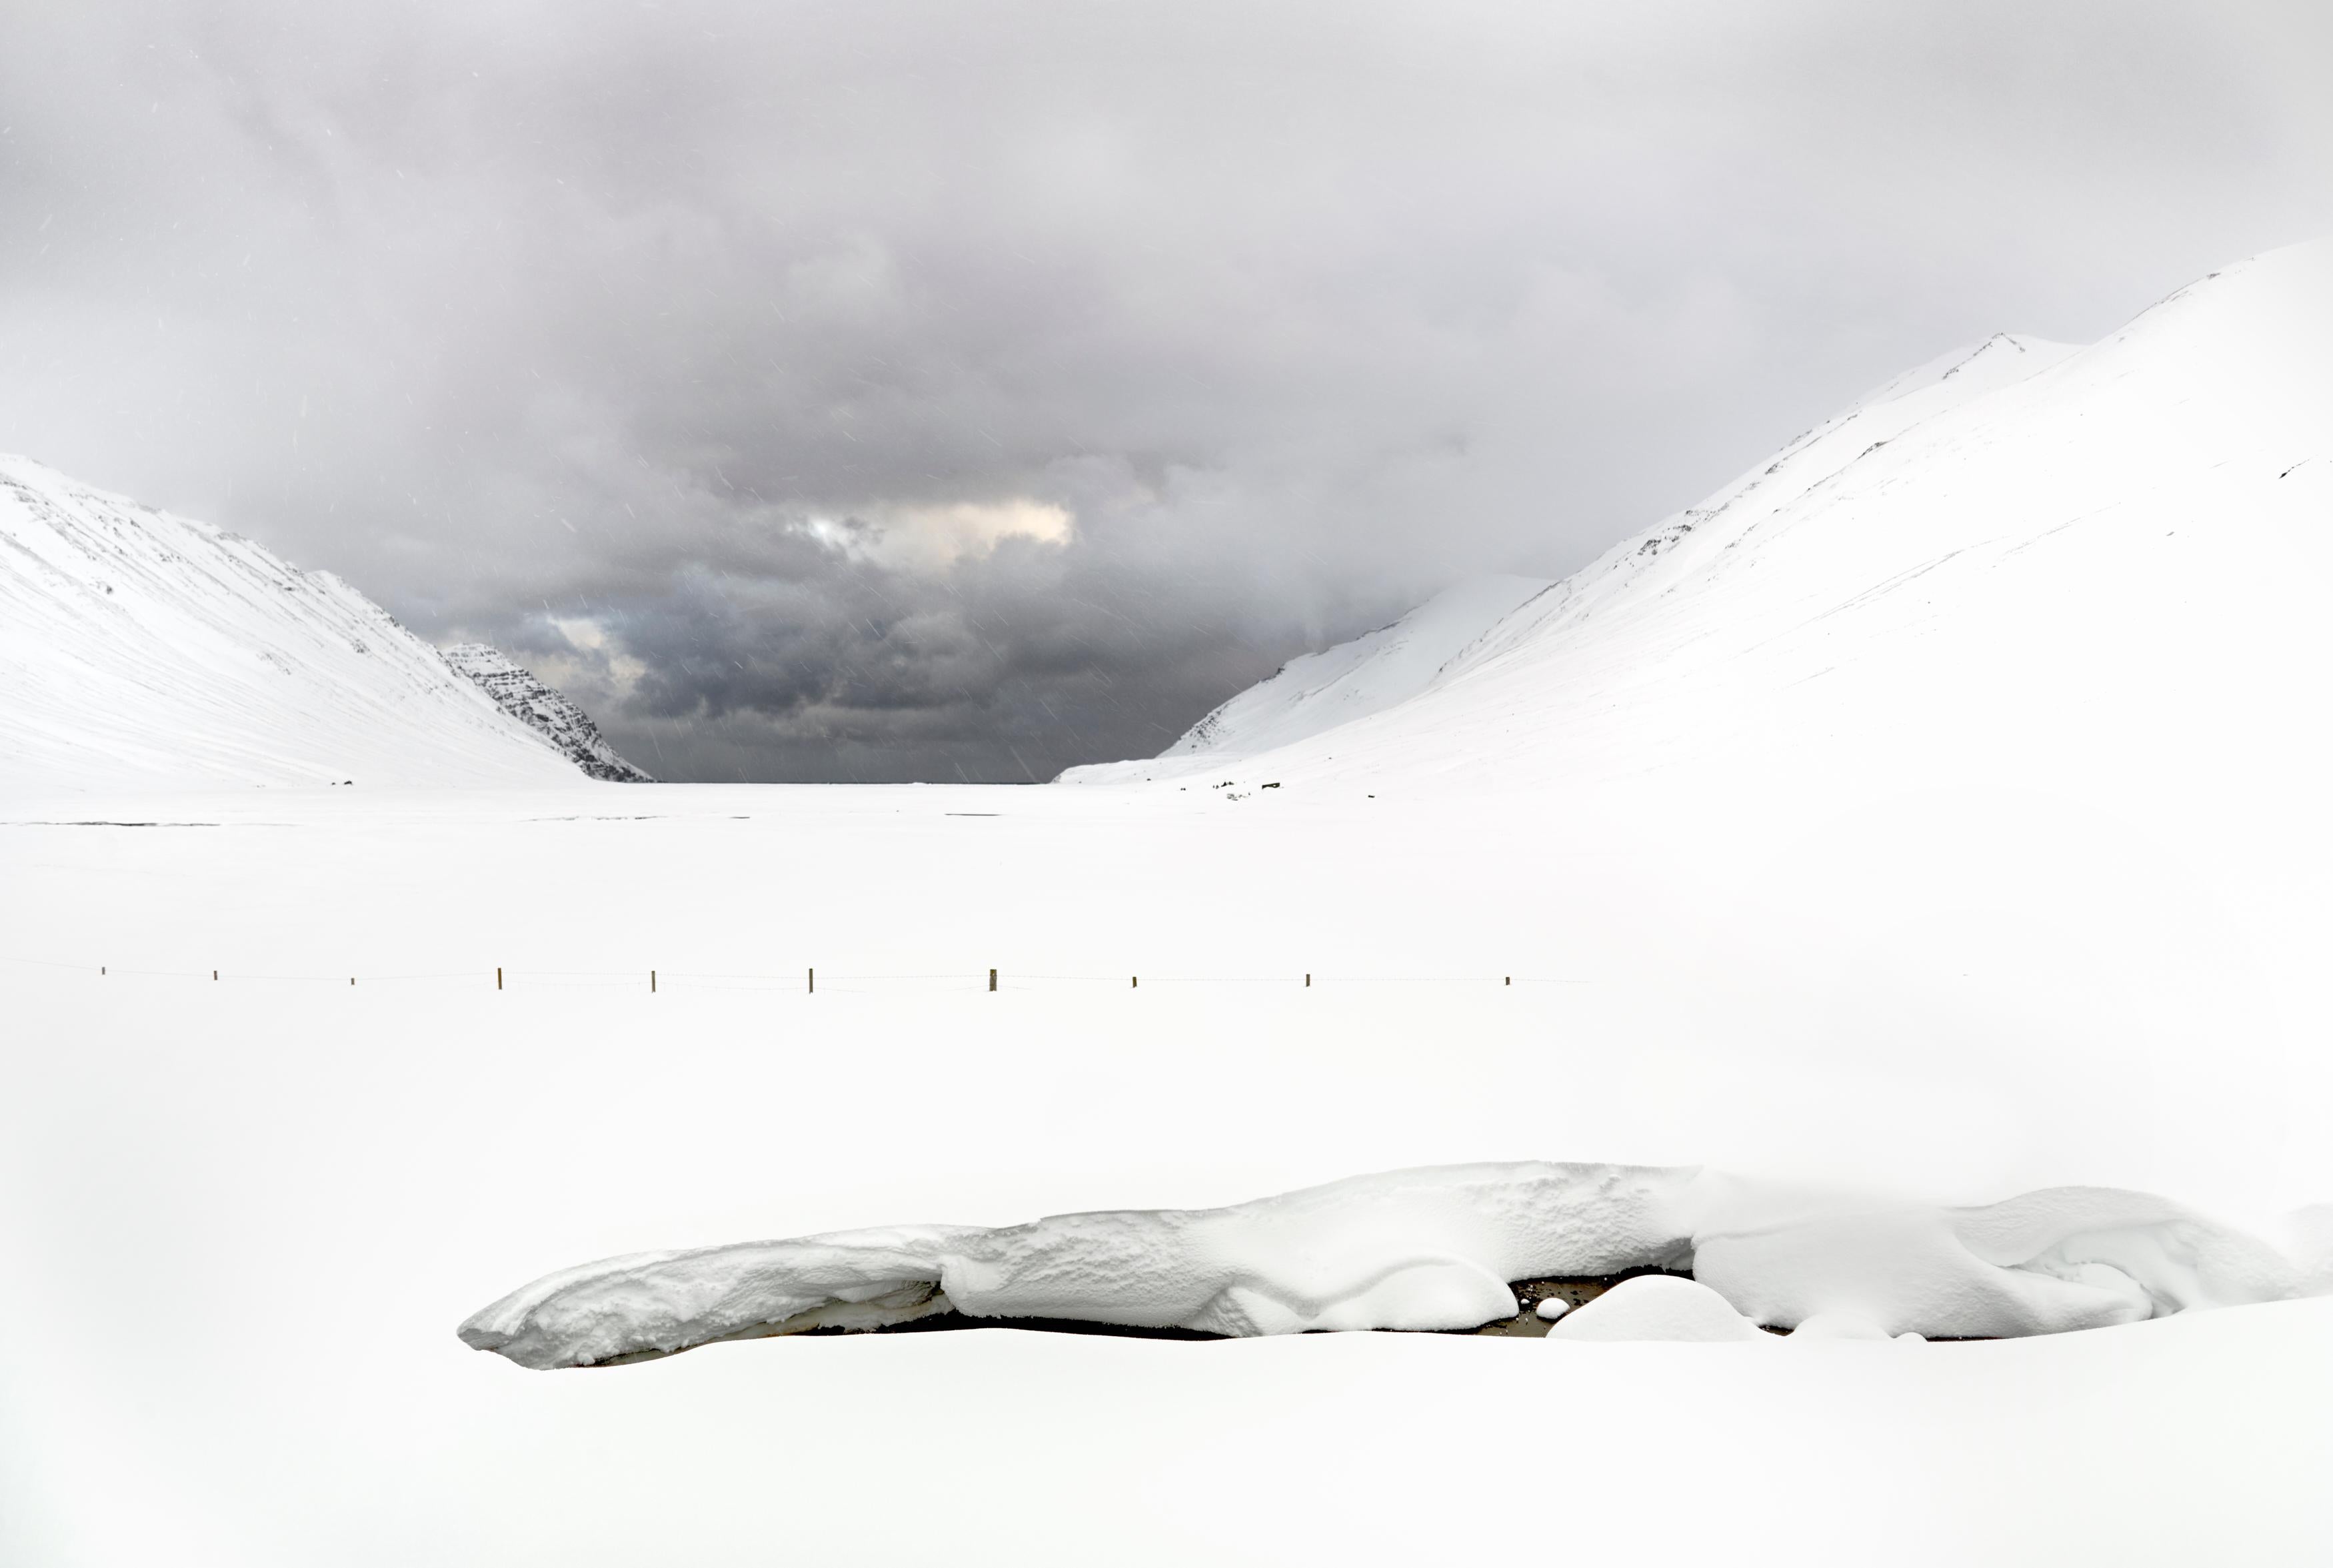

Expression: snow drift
xmin=458 ymin=1162 xmax=2312 ymax=1367
xmin=0 ymin=456 xmax=593 ymax=792
xmin=1545 ymin=1274 xmax=1772 ymax=1342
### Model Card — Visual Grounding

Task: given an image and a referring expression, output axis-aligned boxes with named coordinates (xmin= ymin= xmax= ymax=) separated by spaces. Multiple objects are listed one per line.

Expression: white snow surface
xmin=0 ymin=456 xmax=589 ymax=792
xmin=1061 ymin=573 xmax=1552 ymax=782
xmin=1546 ymin=1273 xmax=1770 ymax=1342
xmin=1785 ymin=1310 xmax=1898 ymax=1341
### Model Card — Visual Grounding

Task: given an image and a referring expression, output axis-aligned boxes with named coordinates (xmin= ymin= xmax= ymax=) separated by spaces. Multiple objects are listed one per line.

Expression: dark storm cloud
xmin=3 ymin=1 xmax=2329 ymax=779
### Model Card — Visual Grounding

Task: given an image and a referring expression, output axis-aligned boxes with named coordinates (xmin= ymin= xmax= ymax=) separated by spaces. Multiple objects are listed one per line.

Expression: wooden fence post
xmin=1131 ymin=976 xmax=1138 ymax=988
xmin=808 ymin=968 xmax=815 ymax=994
xmin=1304 ymin=973 xmax=1310 ymax=988
xmin=497 ymin=966 xmax=503 ymax=991
xmin=651 ymin=970 xmax=657 ymax=994
xmin=989 ymin=967 xmax=998 ymax=992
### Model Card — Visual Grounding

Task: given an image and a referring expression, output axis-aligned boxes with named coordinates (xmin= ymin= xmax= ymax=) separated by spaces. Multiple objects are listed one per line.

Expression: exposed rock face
xmin=439 ymin=644 xmax=654 ymax=782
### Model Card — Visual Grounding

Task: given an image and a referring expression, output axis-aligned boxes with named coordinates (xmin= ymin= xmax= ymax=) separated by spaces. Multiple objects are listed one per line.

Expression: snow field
xmin=16 ymin=1245 xmax=2330 ymax=1567
xmin=3 ymin=784 xmax=2328 ymax=1565
xmin=5 ymin=781 xmax=2322 ymax=1212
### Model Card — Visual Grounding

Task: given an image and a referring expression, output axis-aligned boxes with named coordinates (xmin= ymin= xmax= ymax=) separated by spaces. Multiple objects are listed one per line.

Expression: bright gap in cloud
xmin=801 ymin=498 xmax=1075 ymax=571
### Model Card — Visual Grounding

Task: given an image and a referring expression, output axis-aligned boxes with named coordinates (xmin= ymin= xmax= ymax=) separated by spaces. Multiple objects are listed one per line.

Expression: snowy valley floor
xmin=3 ymin=783 xmax=2330 ymax=1565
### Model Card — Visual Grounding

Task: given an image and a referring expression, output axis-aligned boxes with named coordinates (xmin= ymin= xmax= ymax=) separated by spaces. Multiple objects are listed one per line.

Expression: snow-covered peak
xmin=1847 ymin=331 xmax=2079 ymax=413
xmin=441 ymin=644 xmax=653 ymax=783
xmin=0 ymin=456 xmax=593 ymax=794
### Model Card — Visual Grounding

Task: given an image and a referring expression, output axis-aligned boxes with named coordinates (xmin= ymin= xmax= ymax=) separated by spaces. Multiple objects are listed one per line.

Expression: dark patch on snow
xmin=6 ymin=820 xmax=226 ymax=828
xmin=587 ymin=1269 xmax=1748 ymax=1365
xmin=823 ymin=1311 xmax=1227 ymax=1343
xmin=1468 ymin=1268 xmax=1698 ymax=1337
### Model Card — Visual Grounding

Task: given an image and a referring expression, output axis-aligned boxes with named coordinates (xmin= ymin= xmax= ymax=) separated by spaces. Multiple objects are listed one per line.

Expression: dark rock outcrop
xmin=439 ymin=644 xmax=654 ymax=782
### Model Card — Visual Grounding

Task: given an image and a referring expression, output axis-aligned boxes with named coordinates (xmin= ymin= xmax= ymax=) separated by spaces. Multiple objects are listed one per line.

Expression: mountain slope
xmin=1063 ymin=574 xmax=1552 ymax=782
xmin=441 ymin=644 xmax=653 ymax=782
xmin=1097 ymin=244 xmax=2330 ymax=816
xmin=0 ymin=457 xmax=589 ymax=792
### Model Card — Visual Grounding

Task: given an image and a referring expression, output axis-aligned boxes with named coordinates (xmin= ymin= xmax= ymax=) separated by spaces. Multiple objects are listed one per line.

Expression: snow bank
xmin=461 ymin=1163 xmax=1692 ymax=1367
xmin=1691 ymin=1185 xmax=2304 ymax=1338
xmin=460 ymin=1162 xmax=2316 ymax=1367
xmin=1546 ymin=1275 xmax=1768 ymax=1341
xmin=1784 ymin=1311 xmax=1898 ymax=1341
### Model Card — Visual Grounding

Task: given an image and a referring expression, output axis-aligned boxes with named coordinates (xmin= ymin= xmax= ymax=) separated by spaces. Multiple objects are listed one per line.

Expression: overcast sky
xmin=3 ymin=1 xmax=2328 ymax=780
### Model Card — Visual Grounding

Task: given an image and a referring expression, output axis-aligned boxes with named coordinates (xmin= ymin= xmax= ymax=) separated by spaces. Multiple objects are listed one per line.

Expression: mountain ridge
xmin=0 ymin=456 xmax=597 ymax=793
xmin=1071 ymin=239 xmax=2330 ymax=806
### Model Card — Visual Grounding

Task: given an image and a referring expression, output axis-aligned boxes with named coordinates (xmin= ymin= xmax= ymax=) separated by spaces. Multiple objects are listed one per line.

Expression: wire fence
xmin=0 ymin=952 xmax=1587 ymax=994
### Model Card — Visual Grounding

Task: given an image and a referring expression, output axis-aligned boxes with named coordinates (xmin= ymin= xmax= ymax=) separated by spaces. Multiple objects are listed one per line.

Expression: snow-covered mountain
xmin=0 ymin=456 xmax=593 ymax=793
xmin=1062 ymin=574 xmax=1552 ymax=782
xmin=1069 ymin=333 xmax=2084 ymax=786
xmin=441 ymin=643 xmax=653 ymax=782
xmin=1071 ymin=244 xmax=2332 ymax=820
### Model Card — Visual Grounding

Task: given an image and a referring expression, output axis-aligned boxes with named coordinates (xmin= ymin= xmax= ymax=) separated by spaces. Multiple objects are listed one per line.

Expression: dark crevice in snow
xmin=577 ymin=1269 xmax=1721 ymax=1366
xmin=1470 ymin=1269 xmax=1698 ymax=1337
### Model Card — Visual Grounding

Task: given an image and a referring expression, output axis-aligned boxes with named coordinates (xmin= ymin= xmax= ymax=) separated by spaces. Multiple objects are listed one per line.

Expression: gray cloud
xmin=3 ymin=1 xmax=2329 ymax=779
